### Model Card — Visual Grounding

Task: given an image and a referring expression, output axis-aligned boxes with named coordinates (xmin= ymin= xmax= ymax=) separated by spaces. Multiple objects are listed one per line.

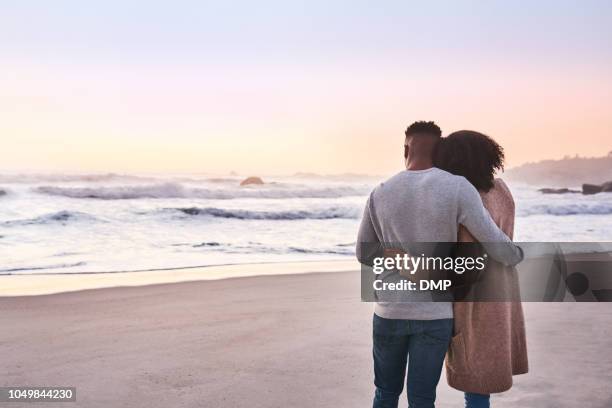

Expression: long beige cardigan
xmin=445 ymin=179 xmax=529 ymax=394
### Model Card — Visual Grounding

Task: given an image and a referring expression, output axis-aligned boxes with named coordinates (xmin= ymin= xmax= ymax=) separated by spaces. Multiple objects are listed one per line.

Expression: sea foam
xmin=170 ymin=206 xmax=361 ymax=220
xmin=35 ymin=182 xmax=369 ymax=200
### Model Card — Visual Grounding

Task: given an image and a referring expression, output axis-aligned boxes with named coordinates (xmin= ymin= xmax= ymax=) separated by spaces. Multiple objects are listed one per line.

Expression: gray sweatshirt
xmin=356 ymin=168 xmax=523 ymax=320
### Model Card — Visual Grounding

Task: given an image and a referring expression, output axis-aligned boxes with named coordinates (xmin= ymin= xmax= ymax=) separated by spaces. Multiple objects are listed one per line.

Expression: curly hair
xmin=433 ymin=130 xmax=505 ymax=192
xmin=405 ymin=121 xmax=442 ymax=138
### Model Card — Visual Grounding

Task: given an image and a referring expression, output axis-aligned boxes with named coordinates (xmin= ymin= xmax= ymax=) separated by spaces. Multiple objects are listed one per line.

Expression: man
xmin=356 ymin=121 xmax=523 ymax=408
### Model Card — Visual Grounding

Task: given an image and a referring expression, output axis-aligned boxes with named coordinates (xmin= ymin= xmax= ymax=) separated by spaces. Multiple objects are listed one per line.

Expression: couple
xmin=356 ymin=121 xmax=528 ymax=408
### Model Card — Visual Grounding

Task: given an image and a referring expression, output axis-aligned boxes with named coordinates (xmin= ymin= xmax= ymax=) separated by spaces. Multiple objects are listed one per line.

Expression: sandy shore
xmin=1 ymin=268 xmax=612 ymax=407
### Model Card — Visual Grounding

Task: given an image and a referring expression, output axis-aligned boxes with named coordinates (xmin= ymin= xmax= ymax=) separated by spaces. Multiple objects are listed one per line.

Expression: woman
xmin=433 ymin=130 xmax=528 ymax=408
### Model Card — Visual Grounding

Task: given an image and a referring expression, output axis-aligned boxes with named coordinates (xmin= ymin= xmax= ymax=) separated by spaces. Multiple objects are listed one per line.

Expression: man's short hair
xmin=405 ymin=121 xmax=442 ymax=138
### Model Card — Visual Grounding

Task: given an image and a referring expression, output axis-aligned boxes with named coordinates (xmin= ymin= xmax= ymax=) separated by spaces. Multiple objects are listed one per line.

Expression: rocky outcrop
xmin=240 ymin=176 xmax=264 ymax=186
xmin=0 ymin=189 xmax=6 ymax=197
xmin=583 ymin=184 xmax=603 ymax=195
xmin=582 ymin=182 xmax=612 ymax=195
xmin=538 ymin=181 xmax=612 ymax=195
xmin=538 ymin=188 xmax=580 ymax=194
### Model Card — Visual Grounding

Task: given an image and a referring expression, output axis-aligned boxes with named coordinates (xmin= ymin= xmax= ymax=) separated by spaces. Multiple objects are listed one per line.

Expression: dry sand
xmin=1 ymin=267 xmax=611 ymax=407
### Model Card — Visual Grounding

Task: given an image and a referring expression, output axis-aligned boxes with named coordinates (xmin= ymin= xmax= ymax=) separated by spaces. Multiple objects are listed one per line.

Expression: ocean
xmin=1 ymin=172 xmax=611 ymax=275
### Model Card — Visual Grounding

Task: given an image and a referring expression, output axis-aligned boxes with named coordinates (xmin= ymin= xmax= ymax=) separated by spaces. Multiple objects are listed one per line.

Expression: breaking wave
xmin=34 ymin=182 xmax=369 ymax=200
xmin=2 ymin=210 xmax=98 ymax=226
xmin=171 ymin=206 xmax=360 ymax=220
xmin=287 ymin=246 xmax=355 ymax=255
xmin=518 ymin=202 xmax=612 ymax=216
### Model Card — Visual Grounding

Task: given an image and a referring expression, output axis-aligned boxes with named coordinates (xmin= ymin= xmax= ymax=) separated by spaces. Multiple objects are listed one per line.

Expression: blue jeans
xmin=465 ymin=392 xmax=490 ymax=408
xmin=372 ymin=314 xmax=453 ymax=408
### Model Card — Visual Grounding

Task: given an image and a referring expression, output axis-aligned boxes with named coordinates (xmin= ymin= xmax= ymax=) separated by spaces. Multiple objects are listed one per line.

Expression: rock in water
xmin=240 ymin=176 xmax=264 ymax=186
xmin=0 ymin=189 xmax=6 ymax=196
xmin=602 ymin=181 xmax=612 ymax=192
xmin=538 ymin=188 xmax=580 ymax=194
xmin=583 ymin=184 xmax=603 ymax=195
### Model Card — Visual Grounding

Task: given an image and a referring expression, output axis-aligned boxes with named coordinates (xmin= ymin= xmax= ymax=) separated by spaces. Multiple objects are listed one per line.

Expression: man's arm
xmin=456 ymin=179 xmax=523 ymax=266
xmin=356 ymin=193 xmax=383 ymax=266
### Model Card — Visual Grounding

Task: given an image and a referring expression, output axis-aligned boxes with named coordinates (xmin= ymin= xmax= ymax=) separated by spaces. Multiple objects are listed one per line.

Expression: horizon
xmin=1 ymin=151 xmax=611 ymax=178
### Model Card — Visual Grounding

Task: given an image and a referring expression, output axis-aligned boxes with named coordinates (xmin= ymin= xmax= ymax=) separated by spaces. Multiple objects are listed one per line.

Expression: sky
xmin=1 ymin=0 xmax=611 ymax=175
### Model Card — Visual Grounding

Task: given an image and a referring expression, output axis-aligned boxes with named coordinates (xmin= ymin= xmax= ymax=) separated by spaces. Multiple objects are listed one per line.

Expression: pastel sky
xmin=1 ymin=0 xmax=611 ymax=175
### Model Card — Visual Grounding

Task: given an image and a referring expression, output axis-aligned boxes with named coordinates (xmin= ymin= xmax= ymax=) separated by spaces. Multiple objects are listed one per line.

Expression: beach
xmin=2 ymin=264 xmax=611 ymax=408
xmin=2 ymin=1 xmax=611 ymax=406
